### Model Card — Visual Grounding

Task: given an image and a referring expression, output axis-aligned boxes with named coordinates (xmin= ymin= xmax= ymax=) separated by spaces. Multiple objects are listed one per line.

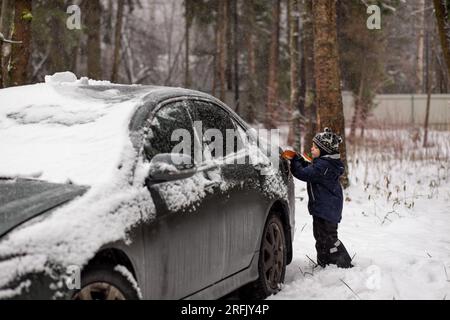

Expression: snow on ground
xmin=273 ymin=129 xmax=450 ymax=300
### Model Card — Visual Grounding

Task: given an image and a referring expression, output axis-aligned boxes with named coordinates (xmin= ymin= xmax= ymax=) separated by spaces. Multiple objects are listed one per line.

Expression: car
xmin=0 ymin=79 xmax=295 ymax=300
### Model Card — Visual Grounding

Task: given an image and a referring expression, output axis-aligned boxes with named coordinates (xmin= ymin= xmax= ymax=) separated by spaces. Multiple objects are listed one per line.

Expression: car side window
xmin=188 ymin=100 xmax=235 ymax=159
xmin=143 ymin=100 xmax=195 ymax=162
xmin=232 ymin=120 xmax=250 ymax=152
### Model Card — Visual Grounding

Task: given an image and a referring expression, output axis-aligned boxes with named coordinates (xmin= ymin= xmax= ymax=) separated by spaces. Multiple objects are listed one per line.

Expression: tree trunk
xmin=423 ymin=25 xmax=432 ymax=147
xmin=303 ymin=0 xmax=316 ymax=153
xmin=416 ymin=0 xmax=425 ymax=93
xmin=184 ymin=0 xmax=192 ymax=88
xmin=287 ymin=0 xmax=301 ymax=147
xmin=423 ymin=79 xmax=432 ymax=147
xmin=226 ymin=0 xmax=233 ymax=91
xmin=0 ymin=0 xmax=8 ymax=88
xmin=213 ymin=21 xmax=218 ymax=97
xmin=433 ymin=0 xmax=450 ymax=77
xmin=215 ymin=0 xmax=228 ymax=101
xmin=111 ymin=0 xmax=125 ymax=83
xmin=359 ymin=101 xmax=368 ymax=139
xmin=265 ymin=0 xmax=281 ymax=129
xmin=9 ymin=0 xmax=32 ymax=87
xmin=349 ymin=65 xmax=365 ymax=140
xmin=294 ymin=32 xmax=306 ymax=152
xmin=233 ymin=0 xmax=240 ymax=113
xmin=243 ymin=0 xmax=257 ymax=123
xmin=86 ymin=0 xmax=102 ymax=80
xmin=312 ymin=0 xmax=349 ymax=188
xmin=48 ymin=0 xmax=66 ymax=75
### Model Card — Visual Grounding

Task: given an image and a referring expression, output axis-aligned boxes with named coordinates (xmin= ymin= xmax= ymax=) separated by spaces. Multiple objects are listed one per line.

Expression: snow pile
xmin=272 ymin=129 xmax=450 ymax=300
xmin=44 ymin=72 xmax=78 ymax=84
xmin=44 ymin=71 xmax=112 ymax=86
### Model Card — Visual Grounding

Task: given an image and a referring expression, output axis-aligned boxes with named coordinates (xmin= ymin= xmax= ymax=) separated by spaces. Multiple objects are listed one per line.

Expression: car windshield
xmin=0 ymin=83 xmax=145 ymax=187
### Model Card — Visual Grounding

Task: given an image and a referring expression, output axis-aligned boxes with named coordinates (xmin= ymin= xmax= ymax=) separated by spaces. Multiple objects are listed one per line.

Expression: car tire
xmin=241 ymin=212 xmax=287 ymax=299
xmin=72 ymin=264 xmax=140 ymax=300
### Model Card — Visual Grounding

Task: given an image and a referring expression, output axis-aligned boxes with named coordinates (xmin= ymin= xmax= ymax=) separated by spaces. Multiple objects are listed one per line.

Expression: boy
xmin=283 ymin=128 xmax=353 ymax=269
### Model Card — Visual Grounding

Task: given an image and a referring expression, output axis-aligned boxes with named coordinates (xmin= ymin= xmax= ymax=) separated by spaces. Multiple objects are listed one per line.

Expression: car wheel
xmin=242 ymin=212 xmax=287 ymax=299
xmin=72 ymin=264 xmax=140 ymax=300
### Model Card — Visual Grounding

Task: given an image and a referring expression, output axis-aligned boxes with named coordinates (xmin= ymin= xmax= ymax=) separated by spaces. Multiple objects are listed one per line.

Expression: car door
xmin=219 ymin=119 xmax=271 ymax=276
xmin=186 ymin=99 xmax=268 ymax=278
xmin=141 ymin=98 xmax=227 ymax=299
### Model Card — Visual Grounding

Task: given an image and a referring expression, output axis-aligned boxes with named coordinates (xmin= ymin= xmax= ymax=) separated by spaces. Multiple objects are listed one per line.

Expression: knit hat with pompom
xmin=313 ymin=127 xmax=343 ymax=155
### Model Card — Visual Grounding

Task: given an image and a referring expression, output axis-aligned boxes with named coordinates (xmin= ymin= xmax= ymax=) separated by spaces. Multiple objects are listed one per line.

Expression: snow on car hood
xmin=0 ymin=82 xmax=146 ymax=186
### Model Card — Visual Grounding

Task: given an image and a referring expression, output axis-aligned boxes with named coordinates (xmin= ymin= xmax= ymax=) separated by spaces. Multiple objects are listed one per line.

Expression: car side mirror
xmin=147 ymin=153 xmax=197 ymax=184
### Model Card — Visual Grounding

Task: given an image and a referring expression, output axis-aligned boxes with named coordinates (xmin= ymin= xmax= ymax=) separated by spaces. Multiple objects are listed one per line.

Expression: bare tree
xmin=9 ymin=0 xmax=32 ymax=86
xmin=265 ymin=0 xmax=281 ymax=129
xmin=312 ymin=0 xmax=349 ymax=187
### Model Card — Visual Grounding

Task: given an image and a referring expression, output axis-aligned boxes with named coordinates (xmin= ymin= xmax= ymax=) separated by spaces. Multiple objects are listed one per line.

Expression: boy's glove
xmin=282 ymin=150 xmax=312 ymax=162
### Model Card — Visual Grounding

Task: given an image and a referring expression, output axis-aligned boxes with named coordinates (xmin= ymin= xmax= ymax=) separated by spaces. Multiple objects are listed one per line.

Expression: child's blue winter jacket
xmin=290 ymin=154 xmax=345 ymax=224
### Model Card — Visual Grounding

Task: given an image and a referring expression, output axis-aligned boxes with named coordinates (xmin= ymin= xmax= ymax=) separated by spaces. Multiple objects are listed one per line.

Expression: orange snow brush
xmin=281 ymin=150 xmax=297 ymax=160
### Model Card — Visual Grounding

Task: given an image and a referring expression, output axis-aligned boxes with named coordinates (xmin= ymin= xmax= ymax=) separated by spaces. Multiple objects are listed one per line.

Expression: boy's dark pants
xmin=313 ymin=216 xmax=353 ymax=268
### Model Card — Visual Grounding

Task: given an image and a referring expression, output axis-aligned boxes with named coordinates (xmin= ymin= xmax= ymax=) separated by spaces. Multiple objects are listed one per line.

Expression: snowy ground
xmin=272 ymin=129 xmax=450 ymax=300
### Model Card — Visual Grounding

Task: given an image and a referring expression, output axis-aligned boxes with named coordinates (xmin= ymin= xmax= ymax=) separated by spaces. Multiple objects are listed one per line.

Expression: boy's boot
xmin=328 ymin=240 xmax=353 ymax=268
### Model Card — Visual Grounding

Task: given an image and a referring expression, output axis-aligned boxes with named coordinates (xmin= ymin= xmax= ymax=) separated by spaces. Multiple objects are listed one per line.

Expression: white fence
xmin=342 ymin=92 xmax=450 ymax=130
